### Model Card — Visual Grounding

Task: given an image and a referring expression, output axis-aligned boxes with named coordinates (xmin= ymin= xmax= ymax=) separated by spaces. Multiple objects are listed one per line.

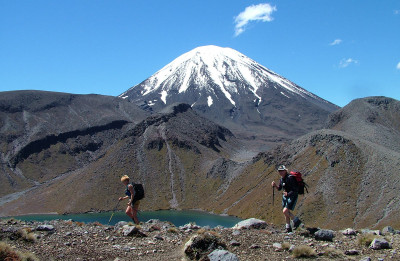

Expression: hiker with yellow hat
xmin=119 ymin=175 xmax=140 ymax=224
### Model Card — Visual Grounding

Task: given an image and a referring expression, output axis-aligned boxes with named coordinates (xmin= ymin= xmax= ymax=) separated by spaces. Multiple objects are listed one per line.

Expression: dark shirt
xmin=278 ymin=174 xmax=298 ymax=197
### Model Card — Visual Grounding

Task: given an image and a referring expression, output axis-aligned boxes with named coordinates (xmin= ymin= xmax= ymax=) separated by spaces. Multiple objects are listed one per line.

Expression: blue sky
xmin=1 ymin=1 xmax=399 ymax=107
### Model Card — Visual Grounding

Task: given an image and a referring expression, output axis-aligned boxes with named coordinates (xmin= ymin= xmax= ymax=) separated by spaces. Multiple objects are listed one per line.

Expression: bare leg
xmin=283 ymin=208 xmax=295 ymax=224
xmin=125 ymin=206 xmax=134 ymax=220
xmin=132 ymin=206 xmax=139 ymax=224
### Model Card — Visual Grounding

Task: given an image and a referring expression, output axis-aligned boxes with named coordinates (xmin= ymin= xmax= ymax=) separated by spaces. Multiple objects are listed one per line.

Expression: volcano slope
xmin=205 ymin=96 xmax=400 ymax=230
xmin=0 ymin=101 xmax=246 ymax=216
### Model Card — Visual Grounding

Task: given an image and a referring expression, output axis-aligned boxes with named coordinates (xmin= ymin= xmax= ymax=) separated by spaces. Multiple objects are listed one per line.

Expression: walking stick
xmin=272 ymin=186 xmax=275 ymax=206
xmin=108 ymin=200 xmax=120 ymax=225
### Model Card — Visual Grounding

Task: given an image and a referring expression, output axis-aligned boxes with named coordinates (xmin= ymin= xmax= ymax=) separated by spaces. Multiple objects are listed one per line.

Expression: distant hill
xmin=327 ymin=96 xmax=400 ymax=152
xmin=205 ymin=96 xmax=400 ymax=229
xmin=0 ymin=90 xmax=150 ymax=198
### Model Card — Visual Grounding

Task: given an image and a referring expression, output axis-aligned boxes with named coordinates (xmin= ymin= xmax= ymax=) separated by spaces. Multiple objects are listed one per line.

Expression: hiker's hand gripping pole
xmin=271 ymin=181 xmax=276 ymax=206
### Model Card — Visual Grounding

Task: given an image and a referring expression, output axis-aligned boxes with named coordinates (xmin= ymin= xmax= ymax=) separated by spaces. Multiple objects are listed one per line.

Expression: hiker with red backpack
xmin=119 ymin=175 xmax=144 ymax=224
xmin=271 ymin=165 xmax=302 ymax=232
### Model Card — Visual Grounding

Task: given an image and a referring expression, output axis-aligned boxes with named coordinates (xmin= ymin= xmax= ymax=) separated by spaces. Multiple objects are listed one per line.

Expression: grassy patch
xmin=292 ymin=245 xmax=317 ymax=258
xmin=357 ymin=233 xmax=382 ymax=247
xmin=323 ymin=247 xmax=344 ymax=258
xmin=17 ymin=228 xmax=37 ymax=243
xmin=0 ymin=241 xmax=39 ymax=261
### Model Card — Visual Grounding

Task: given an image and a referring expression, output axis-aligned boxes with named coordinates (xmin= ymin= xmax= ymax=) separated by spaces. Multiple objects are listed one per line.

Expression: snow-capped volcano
xmin=121 ymin=45 xmax=321 ymax=108
xmin=121 ymin=45 xmax=338 ymax=150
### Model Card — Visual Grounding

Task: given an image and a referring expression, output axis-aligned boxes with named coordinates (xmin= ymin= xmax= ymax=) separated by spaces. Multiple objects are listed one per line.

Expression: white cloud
xmin=394 ymin=10 xmax=400 ymax=15
xmin=397 ymin=62 xmax=400 ymax=70
xmin=339 ymin=58 xmax=359 ymax=68
xmin=234 ymin=3 xmax=277 ymax=36
xmin=330 ymin=39 xmax=342 ymax=46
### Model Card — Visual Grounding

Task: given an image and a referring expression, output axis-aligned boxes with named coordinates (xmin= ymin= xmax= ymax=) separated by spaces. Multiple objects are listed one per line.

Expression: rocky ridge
xmin=0 ymin=217 xmax=399 ymax=261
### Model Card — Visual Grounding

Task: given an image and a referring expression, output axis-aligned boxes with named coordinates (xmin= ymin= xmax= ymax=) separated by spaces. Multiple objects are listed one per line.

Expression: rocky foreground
xmin=0 ymin=217 xmax=399 ymax=261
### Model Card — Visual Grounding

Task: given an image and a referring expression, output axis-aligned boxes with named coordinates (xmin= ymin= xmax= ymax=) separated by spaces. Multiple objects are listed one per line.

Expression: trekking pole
xmin=108 ymin=200 xmax=120 ymax=225
xmin=272 ymin=185 xmax=275 ymax=206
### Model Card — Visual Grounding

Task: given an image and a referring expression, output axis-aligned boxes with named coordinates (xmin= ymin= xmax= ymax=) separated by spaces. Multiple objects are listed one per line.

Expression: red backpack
xmin=289 ymin=171 xmax=308 ymax=195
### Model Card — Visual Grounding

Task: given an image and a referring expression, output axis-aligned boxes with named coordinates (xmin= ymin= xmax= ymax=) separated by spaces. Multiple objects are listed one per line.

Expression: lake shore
xmin=1 ymin=209 xmax=242 ymax=228
xmin=1 ymin=217 xmax=399 ymax=260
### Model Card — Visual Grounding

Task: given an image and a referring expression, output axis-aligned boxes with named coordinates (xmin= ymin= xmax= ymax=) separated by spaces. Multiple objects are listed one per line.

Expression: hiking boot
xmin=285 ymin=227 xmax=292 ymax=233
xmin=293 ymin=217 xmax=302 ymax=229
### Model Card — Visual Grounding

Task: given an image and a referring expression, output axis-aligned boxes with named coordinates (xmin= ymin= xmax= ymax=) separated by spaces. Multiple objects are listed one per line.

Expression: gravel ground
xmin=0 ymin=218 xmax=399 ymax=261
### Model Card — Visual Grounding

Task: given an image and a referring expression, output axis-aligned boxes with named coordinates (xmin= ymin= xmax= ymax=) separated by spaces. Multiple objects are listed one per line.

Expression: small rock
xmin=154 ymin=235 xmax=164 ymax=240
xmin=272 ymin=243 xmax=282 ymax=251
xmin=208 ymin=249 xmax=239 ymax=261
xmin=230 ymin=240 xmax=241 ymax=246
xmin=233 ymin=218 xmax=267 ymax=230
xmin=232 ymin=230 xmax=241 ymax=236
xmin=359 ymin=257 xmax=371 ymax=261
xmin=314 ymin=229 xmax=335 ymax=241
xmin=146 ymin=219 xmax=161 ymax=224
xmin=344 ymin=249 xmax=359 ymax=255
xmin=114 ymin=221 xmax=128 ymax=229
xmin=370 ymin=238 xmax=391 ymax=250
xmin=249 ymin=244 xmax=260 ymax=249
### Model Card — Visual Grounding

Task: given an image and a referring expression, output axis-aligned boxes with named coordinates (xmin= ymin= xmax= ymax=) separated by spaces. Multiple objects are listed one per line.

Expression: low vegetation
xmin=292 ymin=245 xmax=317 ymax=258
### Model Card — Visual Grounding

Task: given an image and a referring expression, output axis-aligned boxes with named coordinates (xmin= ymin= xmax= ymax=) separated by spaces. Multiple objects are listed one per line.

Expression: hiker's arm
xmin=119 ymin=196 xmax=129 ymax=201
xmin=271 ymin=181 xmax=282 ymax=190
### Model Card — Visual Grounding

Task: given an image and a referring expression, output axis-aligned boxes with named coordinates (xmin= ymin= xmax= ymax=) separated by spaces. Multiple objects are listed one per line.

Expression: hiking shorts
xmin=130 ymin=200 xmax=140 ymax=210
xmin=282 ymin=195 xmax=298 ymax=211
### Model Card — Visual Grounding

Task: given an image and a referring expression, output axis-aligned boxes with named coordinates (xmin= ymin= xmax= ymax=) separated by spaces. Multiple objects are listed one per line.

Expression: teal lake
xmin=5 ymin=210 xmax=242 ymax=228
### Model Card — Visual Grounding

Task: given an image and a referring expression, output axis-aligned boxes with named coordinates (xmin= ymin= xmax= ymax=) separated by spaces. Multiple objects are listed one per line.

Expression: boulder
xmin=36 ymin=224 xmax=55 ymax=231
xmin=381 ymin=226 xmax=395 ymax=235
xmin=180 ymin=223 xmax=201 ymax=231
xmin=369 ymin=238 xmax=391 ymax=250
xmin=121 ymin=225 xmax=146 ymax=237
xmin=341 ymin=228 xmax=357 ymax=236
xmin=232 ymin=218 xmax=267 ymax=230
xmin=361 ymin=229 xmax=381 ymax=235
xmin=314 ymin=229 xmax=335 ymax=241
xmin=208 ymin=249 xmax=239 ymax=261
xmin=184 ymin=232 xmax=226 ymax=260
